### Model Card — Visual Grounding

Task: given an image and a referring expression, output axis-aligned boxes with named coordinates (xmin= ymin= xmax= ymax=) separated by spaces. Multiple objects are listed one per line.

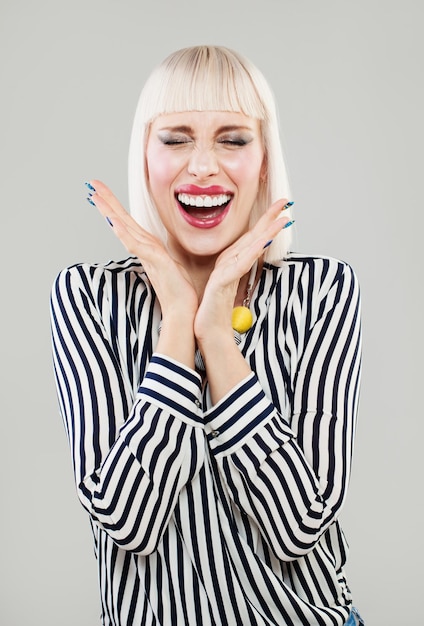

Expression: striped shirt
xmin=50 ymin=253 xmax=362 ymax=626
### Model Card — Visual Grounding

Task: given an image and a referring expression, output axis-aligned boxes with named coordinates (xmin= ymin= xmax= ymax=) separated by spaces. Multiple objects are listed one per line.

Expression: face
xmin=145 ymin=111 xmax=265 ymax=263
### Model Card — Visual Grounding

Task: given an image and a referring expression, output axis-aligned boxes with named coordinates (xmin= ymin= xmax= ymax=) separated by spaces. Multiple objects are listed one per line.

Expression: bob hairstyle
xmin=128 ymin=45 xmax=293 ymax=261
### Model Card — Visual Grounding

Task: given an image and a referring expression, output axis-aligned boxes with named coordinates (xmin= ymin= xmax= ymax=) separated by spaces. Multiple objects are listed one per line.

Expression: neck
xmin=173 ymin=252 xmax=261 ymax=306
xmin=178 ymin=255 xmax=217 ymax=301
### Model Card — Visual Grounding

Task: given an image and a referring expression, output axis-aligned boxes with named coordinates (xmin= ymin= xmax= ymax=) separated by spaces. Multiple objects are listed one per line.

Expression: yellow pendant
xmin=232 ymin=306 xmax=253 ymax=334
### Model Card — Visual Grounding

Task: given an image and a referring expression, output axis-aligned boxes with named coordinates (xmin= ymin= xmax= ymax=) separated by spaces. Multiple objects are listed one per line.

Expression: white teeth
xmin=177 ymin=193 xmax=231 ymax=208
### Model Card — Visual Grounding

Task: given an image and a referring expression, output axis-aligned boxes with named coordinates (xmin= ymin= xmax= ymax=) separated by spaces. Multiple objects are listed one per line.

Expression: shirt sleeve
xmin=203 ymin=260 xmax=362 ymax=561
xmin=50 ymin=264 xmax=205 ymax=554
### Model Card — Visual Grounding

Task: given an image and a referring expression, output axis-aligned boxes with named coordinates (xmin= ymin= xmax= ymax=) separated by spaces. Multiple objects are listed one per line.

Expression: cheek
xmin=147 ymin=163 xmax=167 ymax=197
xmin=146 ymin=147 xmax=180 ymax=194
xmin=221 ymin=151 xmax=264 ymax=189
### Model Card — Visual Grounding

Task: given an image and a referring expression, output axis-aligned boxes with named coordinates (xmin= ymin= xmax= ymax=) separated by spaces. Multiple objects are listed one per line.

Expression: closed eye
xmin=157 ymin=131 xmax=192 ymax=145
xmin=217 ymin=133 xmax=253 ymax=147
xmin=161 ymin=138 xmax=192 ymax=146
xmin=219 ymin=138 xmax=248 ymax=146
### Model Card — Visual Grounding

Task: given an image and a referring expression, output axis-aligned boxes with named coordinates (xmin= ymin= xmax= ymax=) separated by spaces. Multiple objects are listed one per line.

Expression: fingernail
xmin=87 ymin=196 xmax=96 ymax=206
xmin=283 ymin=220 xmax=295 ymax=229
xmin=283 ymin=201 xmax=294 ymax=210
xmin=85 ymin=182 xmax=96 ymax=192
xmin=106 ymin=217 xmax=113 ymax=227
xmin=263 ymin=239 xmax=273 ymax=249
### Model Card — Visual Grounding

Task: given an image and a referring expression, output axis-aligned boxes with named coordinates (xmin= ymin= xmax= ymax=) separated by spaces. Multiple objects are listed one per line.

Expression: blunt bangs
xmin=139 ymin=46 xmax=267 ymax=122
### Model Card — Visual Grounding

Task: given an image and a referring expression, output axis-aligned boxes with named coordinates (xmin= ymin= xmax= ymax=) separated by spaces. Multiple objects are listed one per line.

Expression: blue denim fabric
xmin=345 ymin=607 xmax=365 ymax=625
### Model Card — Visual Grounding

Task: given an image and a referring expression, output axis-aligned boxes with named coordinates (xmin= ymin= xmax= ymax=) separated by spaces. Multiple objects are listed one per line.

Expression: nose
xmin=187 ymin=147 xmax=219 ymax=178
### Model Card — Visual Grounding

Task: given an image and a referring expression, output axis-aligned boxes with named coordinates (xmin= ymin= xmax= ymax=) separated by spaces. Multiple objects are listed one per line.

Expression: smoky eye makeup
xmin=157 ymin=130 xmax=192 ymax=145
xmin=217 ymin=131 xmax=254 ymax=146
xmin=155 ymin=125 xmax=256 ymax=147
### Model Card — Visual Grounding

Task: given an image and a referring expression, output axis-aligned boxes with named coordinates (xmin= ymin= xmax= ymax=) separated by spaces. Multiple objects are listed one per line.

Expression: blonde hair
xmin=128 ymin=45 xmax=292 ymax=261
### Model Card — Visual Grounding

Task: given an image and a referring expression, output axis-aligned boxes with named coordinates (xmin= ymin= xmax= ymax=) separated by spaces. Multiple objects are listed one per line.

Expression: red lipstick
xmin=175 ymin=184 xmax=232 ymax=196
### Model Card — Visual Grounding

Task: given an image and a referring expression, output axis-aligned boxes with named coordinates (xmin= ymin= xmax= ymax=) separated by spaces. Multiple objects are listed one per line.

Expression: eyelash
xmin=162 ymin=138 xmax=248 ymax=147
xmin=219 ymin=139 xmax=247 ymax=146
xmin=162 ymin=138 xmax=190 ymax=145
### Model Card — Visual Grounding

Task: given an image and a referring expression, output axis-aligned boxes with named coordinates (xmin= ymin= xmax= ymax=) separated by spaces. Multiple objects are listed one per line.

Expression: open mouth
xmin=176 ymin=192 xmax=233 ymax=220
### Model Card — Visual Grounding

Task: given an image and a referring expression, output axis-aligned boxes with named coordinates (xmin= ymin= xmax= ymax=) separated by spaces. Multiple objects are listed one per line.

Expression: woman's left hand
xmin=194 ymin=199 xmax=291 ymax=400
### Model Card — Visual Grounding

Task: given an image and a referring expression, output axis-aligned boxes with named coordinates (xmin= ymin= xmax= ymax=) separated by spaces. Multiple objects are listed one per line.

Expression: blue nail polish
xmin=106 ymin=217 xmax=113 ymax=227
xmin=85 ymin=181 xmax=96 ymax=192
xmin=283 ymin=220 xmax=295 ymax=229
xmin=87 ymin=196 xmax=96 ymax=206
xmin=284 ymin=201 xmax=294 ymax=209
xmin=263 ymin=239 xmax=273 ymax=249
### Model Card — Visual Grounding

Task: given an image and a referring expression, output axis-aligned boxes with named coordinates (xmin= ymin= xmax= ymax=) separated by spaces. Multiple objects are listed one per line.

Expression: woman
xmin=50 ymin=46 xmax=364 ymax=625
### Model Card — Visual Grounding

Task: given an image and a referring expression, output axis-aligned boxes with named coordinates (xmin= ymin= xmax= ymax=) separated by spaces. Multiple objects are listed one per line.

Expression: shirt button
xmin=195 ymin=399 xmax=201 ymax=408
xmin=211 ymin=430 xmax=219 ymax=438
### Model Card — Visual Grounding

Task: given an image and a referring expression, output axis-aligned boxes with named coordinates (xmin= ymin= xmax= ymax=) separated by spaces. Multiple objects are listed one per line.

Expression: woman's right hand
xmin=88 ymin=180 xmax=199 ymax=368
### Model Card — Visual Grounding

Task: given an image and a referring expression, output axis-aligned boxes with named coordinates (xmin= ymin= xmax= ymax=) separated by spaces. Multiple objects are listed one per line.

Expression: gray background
xmin=1 ymin=1 xmax=422 ymax=624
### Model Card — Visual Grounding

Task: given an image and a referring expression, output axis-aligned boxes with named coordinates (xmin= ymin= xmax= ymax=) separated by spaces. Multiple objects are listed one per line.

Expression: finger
xmin=91 ymin=190 xmax=135 ymax=232
xmin=87 ymin=180 xmax=136 ymax=229
xmin=250 ymin=197 xmax=293 ymax=235
xmin=86 ymin=184 xmax=161 ymax=255
xmin=88 ymin=189 xmax=154 ymax=250
xmin=218 ymin=198 xmax=292 ymax=266
xmin=245 ymin=215 xmax=292 ymax=262
xmin=89 ymin=180 xmax=125 ymax=214
xmin=104 ymin=210 xmax=159 ymax=250
xmin=220 ymin=215 xmax=295 ymax=284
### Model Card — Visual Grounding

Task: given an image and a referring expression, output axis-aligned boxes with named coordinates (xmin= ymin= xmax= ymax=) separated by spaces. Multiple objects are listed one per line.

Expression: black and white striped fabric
xmin=50 ymin=254 xmax=362 ymax=626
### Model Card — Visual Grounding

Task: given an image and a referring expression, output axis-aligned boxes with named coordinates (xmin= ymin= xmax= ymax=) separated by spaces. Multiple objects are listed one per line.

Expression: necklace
xmin=158 ymin=261 xmax=258 ymax=372
xmin=231 ymin=260 xmax=257 ymax=333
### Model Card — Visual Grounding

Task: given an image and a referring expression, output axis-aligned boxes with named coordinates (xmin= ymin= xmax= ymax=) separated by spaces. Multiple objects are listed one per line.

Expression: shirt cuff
xmin=203 ymin=373 xmax=276 ymax=456
xmin=137 ymin=353 xmax=203 ymax=426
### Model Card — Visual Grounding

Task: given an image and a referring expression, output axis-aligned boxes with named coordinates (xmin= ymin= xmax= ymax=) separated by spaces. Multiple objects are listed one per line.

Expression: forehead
xmin=150 ymin=110 xmax=262 ymax=133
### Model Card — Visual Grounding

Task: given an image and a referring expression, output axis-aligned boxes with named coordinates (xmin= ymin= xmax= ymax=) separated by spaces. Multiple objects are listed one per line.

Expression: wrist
xmin=200 ymin=340 xmax=252 ymax=404
xmin=157 ymin=314 xmax=196 ymax=370
xmin=196 ymin=326 xmax=234 ymax=352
